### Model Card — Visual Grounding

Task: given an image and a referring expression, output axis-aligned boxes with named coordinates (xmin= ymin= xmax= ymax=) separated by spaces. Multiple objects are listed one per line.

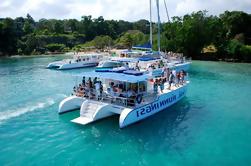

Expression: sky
xmin=0 ymin=0 xmax=251 ymax=21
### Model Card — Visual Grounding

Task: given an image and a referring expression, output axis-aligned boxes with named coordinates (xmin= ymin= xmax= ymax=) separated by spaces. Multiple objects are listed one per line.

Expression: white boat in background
xmin=58 ymin=68 xmax=189 ymax=128
xmin=95 ymin=60 xmax=126 ymax=72
xmin=47 ymin=53 xmax=105 ymax=70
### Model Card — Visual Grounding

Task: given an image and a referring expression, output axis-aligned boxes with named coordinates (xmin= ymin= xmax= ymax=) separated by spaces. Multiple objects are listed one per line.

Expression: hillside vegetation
xmin=0 ymin=11 xmax=251 ymax=62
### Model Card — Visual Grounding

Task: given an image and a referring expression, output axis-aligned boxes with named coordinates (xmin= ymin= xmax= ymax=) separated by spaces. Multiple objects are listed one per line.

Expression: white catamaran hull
xmin=119 ymin=83 xmax=188 ymax=128
xmin=47 ymin=61 xmax=98 ymax=70
xmin=58 ymin=96 xmax=86 ymax=114
xmin=63 ymin=83 xmax=188 ymax=128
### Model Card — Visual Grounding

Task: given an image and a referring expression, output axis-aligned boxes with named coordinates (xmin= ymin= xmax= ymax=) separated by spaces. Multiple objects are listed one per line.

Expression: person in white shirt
xmin=95 ymin=81 xmax=101 ymax=100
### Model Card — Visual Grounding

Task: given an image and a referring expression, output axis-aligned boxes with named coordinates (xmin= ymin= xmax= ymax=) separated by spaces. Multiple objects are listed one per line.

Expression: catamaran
xmin=58 ymin=68 xmax=189 ymax=128
xmin=57 ymin=0 xmax=191 ymax=128
xmin=47 ymin=53 xmax=105 ymax=70
xmin=105 ymin=0 xmax=191 ymax=72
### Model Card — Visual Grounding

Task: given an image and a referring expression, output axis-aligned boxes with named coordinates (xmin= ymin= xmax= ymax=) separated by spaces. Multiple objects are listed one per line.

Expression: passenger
xmin=100 ymin=82 xmax=103 ymax=99
xmin=82 ymin=77 xmax=86 ymax=86
xmin=85 ymin=82 xmax=91 ymax=98
xmin=82 ymin=83 xmax=87 ymax=97
xmin=88 ymin=77 xmax=93 ymax=89
xmin=73 ymin=86 xmax=77 ymax=95
xmin=135 ymin=61 xmax=140 ymax=71
xmin=107 ymin=82 xmax=117 ymax=103
xmin=159 ymin=60 xmax=164 ymax=68
xmin=175 ymin=72 xmax=180 ymax=87
xmin=78 ymin=83 xmax=82 ymax=90
xmin=126 ymin=88 xmax=136 ymax=106
xmin=159 ymin=78 xmax=164 ymax=93
xmin=126 ymin=88 xmax=135 ymax=97
xmin=148 ymin=64 xmax=153 ymax=73
xmin=180 ymin=70 xmax=186 ymax=84
xmin=153 ymin=79 xmax=158 ymax=94
xmin=162 ymin=67 xmax=170 ymax=82
xmin=78 ymin=87 xmax=84 ymax=97
xmin=124 ymin=62 xmax=130 ymax=69
xmin=168 ymin=71 xmax=175 ymax=90
xmin=108 ymin=82 xmax=115 ymax=96
xmin=151 ymin=64 xmax=156 ymax=70
xmin=95 ymin=81 xmax=101 ymax=100
xmin=93 ymin=77 xmax=98 ymax=84
xmin=116 ymin=84 xmax=124 ymax=96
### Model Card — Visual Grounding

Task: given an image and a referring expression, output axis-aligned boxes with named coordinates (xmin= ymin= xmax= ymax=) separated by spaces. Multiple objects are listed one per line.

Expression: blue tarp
xmin=75 ymin=71 xmax=148 ymax=83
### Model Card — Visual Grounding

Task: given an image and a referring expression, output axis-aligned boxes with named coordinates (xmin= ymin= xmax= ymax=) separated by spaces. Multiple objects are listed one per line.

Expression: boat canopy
xmin=132 ymin=42 xmax=152 ymax=50
xmin=113 ymin=58 xmax=139 ymax=63
xmin=121 ymin=49 xmax=142 ymax=54
xmin=75 ymin=71 xmax=149 ymax=83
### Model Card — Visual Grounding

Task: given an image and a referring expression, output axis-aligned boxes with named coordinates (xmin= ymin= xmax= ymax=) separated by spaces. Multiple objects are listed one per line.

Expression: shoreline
xmin=0 ymin=55 xmax=251 ymax=64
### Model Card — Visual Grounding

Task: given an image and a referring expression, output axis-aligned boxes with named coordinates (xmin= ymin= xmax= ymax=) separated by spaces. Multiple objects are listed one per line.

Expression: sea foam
xmin=0 ymin=94 xmax=66 ymax=124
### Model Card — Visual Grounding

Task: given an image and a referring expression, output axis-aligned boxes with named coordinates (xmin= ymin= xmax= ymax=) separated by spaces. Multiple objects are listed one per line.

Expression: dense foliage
xmin=0 ymin=11 xmax=251 ymax=62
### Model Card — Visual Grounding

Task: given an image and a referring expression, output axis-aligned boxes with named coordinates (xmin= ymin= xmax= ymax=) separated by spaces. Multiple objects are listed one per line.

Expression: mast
xmin=164 ymin=0 xmax=170 ymax=22
xmin=149 ymin=0 xmax=153 ymax=49
xmin=156 ymin=0 xmax=161 ymax=52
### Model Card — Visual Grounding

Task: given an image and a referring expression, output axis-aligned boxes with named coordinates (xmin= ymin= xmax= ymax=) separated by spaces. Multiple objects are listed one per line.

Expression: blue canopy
xmin=75 ymin=71 xmax=149 ymax=83
xmin=132 ymin=42 xmax=152 ymax=50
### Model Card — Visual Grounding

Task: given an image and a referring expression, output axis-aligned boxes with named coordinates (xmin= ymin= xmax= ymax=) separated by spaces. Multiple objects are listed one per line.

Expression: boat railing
xmin=73 ymin=81 xmax=189 ymax=109
xmin=73 ymin=89 xmax=158 ymax=108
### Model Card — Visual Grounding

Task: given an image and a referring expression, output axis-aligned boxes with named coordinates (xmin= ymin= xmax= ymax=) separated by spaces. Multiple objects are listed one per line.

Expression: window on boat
xmin=115 ymin=62 xmax=123 ymax=67
xmin=101 ymin=62 xmax=119 ymax=68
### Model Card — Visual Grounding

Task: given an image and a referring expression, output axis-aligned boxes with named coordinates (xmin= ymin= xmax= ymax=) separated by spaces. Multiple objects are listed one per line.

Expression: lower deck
xmin=75 ymin=81 xmax=188 ymax=110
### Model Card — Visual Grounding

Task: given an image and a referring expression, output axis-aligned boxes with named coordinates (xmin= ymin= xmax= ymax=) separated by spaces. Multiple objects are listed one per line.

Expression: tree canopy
xmin=0 ymin=11 xmax=251 ymax=62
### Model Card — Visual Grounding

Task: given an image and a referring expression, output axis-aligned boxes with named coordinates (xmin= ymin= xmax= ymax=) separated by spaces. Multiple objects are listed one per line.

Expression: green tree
xmin=53 ymin=20 xmax=64 ymax=34
xmin=133 ymin=19 xmax=150 ymax=34
xmin=0 ymin=18 xmax=18 ymax=55
xmin=23 ymin=20 xmax=34 ymax=34
xmin=46 ymin=43 xmax=65 ymax=52
xmin=93 ymin=35 xmax=113 ymax=49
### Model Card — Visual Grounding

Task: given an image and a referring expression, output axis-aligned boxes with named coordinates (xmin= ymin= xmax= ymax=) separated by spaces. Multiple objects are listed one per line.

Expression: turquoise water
xmin=0 ymin=56 xmax=251 ymax=165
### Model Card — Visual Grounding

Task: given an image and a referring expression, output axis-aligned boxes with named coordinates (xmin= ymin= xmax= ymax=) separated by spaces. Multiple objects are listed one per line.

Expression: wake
xmin=0 ymin=94 xmax=67 ymax=124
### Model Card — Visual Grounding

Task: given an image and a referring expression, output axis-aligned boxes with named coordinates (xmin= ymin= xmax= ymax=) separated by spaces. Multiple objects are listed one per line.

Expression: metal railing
xmin=73 ymin=88 xmax=157 ymax=108
xmin=72 ymin=81 xmax=188 ymax=108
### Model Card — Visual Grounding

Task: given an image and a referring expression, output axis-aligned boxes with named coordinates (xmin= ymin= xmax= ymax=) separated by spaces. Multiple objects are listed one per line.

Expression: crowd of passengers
xmin=146 ymin=60 xmax=165 ymax=70
xmin=72 ymin=68 xmax=187 ymax=100
xmin=72 ymin=77 xmax=147 ymax=106
xmin=72 ymin=77 xmax=103 ymax=100
xmin=153 ymin=68 xmax=187 ymax=93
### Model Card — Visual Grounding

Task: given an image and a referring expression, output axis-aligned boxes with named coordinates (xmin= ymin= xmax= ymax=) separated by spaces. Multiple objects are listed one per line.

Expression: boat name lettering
xmin=136 ymin=95 xmax=177 ymax=117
